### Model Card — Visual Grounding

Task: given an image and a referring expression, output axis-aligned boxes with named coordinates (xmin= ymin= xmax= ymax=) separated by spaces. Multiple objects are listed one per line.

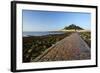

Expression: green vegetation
xmin=23 ymin=31 xmax=91 ymax=62
xmin=64 ymin=24 xmax=84 ymax=30
xmin=79 ymin=32 xmax=91 ymax=48
xmin=23 ymin=32 xmax=72 ymax=62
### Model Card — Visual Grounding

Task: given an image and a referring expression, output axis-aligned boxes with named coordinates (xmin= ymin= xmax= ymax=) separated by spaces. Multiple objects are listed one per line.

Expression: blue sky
xmin=22 ymin=10 xmax=91 ymax=32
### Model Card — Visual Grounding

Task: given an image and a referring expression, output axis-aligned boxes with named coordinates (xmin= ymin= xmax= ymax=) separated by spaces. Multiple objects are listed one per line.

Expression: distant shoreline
xmin=23 ymin=30 xmax=90 ymax=37
xmin=59 ymin=29 xmax=91 ymax=32
xmin=23 ymin=31 xmax=65 ymax=37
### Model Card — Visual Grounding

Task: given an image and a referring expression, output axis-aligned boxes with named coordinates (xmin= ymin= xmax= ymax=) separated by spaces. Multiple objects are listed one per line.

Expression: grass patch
xmin=79 ymin=32 xmax=91 ymax=48
xmin=23 ymin=32 xmax=72 ymax=62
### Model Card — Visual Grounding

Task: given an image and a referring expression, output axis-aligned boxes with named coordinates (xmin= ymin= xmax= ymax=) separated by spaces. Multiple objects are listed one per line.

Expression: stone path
xmin=32 ymin=33 xmax=90 ymax=62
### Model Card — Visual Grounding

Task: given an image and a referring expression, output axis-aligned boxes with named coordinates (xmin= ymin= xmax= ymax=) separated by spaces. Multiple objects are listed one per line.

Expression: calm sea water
xmin=23 ymin=31 xmax=64 ymax=37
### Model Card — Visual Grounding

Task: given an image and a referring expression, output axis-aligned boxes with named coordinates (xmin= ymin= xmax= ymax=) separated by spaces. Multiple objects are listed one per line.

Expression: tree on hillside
xmin=64 ymin=24 xmax=84 ymax=30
